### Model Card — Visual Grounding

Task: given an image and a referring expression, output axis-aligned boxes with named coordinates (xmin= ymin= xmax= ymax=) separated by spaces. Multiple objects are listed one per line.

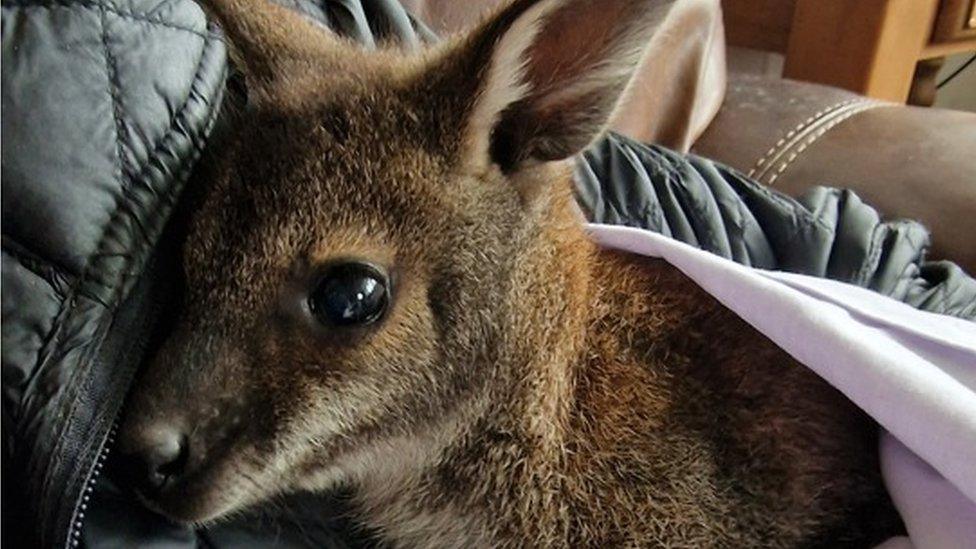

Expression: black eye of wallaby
xmin=309 ymin=263 xmax=389 ymax=327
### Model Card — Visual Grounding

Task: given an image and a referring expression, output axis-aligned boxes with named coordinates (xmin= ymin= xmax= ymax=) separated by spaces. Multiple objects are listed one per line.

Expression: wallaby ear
xmin=198 ymin=0 xmax=344 ymax=92
xmin=451 ymin=0 xmax=678 ymax=173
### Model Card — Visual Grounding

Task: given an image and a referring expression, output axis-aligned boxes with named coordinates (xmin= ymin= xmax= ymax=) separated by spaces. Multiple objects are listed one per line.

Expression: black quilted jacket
xmin=2 ymin=0 xmax=973 ymax=547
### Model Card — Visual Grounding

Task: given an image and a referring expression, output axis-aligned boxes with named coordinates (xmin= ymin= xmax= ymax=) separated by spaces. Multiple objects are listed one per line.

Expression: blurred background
xmin=723 ymin=0 xmax=976 ymax=112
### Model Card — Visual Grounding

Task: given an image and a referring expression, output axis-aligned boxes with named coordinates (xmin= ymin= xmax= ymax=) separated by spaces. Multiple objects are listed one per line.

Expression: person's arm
xmin=574 ymin=132 xmax=976 ymax=320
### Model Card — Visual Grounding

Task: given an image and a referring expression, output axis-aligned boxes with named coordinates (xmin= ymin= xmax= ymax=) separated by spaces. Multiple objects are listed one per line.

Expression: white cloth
xmin=587 ymin=223 xmax=976 ymax=549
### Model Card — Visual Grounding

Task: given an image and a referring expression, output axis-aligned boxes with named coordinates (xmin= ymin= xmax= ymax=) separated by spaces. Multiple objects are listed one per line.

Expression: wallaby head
xmin=119 ymin=0 xmax=677 ymax=528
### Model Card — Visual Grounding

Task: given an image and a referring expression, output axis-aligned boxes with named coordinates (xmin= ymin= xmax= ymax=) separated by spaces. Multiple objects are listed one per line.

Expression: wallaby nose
xmin=121 ymin=426 xmax=189 ymax=494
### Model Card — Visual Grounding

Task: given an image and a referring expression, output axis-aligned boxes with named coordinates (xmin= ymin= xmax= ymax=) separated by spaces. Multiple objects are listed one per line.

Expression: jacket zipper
xmin=62 ymin=252 xmax=170 ymax=548
xmin=55 ymin=59 xmax=224 ymax=547
xmin=65 ymin=420 xmax=119 ymax=547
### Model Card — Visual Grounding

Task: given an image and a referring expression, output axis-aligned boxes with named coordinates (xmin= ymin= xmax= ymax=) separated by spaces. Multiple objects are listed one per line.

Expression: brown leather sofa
xmin=406 ymin=0 xmax=976 ymax=272
xmin=694 ymin=74 xmax=976 ymax=273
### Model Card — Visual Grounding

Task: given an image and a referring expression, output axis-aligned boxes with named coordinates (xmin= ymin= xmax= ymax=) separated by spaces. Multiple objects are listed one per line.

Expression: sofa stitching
xmin=748 ymin=99 xmax=858 ymax=178
xmin=1 ymin=0 xmax=214 ymax=39
xmin=765 ymin=102 xmax=895 ymax=185
xmin=754 ymin=100 xmax=873 ymax=182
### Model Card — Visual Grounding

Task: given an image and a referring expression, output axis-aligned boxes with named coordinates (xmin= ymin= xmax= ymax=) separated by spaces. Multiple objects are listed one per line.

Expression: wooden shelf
xmin=722 ymin=0 xmax=976 ymax=104
xmin=921 ymin=38 xmax=976 ymax=59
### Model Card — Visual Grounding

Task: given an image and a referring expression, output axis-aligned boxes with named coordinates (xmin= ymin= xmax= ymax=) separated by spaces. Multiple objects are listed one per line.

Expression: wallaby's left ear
xmin=444 ymin=0 xmax=679 ymax=173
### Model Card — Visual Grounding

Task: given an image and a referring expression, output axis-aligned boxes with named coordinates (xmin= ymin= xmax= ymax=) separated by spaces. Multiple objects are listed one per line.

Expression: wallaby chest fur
xmin=345 ymin=212 xmax=893 ymax=548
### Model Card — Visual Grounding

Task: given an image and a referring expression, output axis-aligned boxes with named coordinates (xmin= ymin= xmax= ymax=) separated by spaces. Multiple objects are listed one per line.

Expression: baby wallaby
xmin=119 ymin=0 xmax=899 ymax=546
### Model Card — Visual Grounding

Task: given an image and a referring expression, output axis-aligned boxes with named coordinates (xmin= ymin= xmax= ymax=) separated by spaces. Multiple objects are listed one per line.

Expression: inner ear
xmin=446 ymin=0 xmax=679 ymax=174
xmin=490 ymin=93 xmax=614 ymax=173
xmin=488 ymin=102 xmax=528 ymax=174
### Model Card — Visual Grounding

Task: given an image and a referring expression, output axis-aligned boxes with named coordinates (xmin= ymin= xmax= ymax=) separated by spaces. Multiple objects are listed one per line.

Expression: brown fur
xmin=119 ymin=0 xmax=899 ymax=546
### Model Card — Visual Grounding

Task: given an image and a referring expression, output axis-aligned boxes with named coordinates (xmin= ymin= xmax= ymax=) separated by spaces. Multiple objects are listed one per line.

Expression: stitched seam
xmin=100 ymin=7 xmax=132 ymax=198
xmin=33 ymin=3 xmax=137 ymax=510
xmin=861 ymin=220 xmax=918 ymax=288
xmin=714 ymin=160 xmax=835 ymax=236
xmin=30 ymin=30 xmax=224 ymax=515
xmin=43 ymin=63 xmax=226 ymax=541
xmin=749 ymin=98 xmax=858 ymax=176
xmin=26 ymin=12 xmax=216 ymax=391
xmin=1 ymin=1 xmax=214 ymax=39
xmin=748 ymin=99 xmax=859 ymax=178
xmin=145 ymin=0 xmax=179 ymax=20
xmin=737 ymin=168 xmax=835 ymax=234
xmin=1 ymin=238 xmax=71 ymax=277
xmin=0 ymin=246 xmax=72 ymax=294
xmin=26 ymin=2 xmax=132 ymax=441
xmin=1 ymin=235 xmax=78 ymax=277
xmin=678 ymin=162 xmax=723 ymax=251
xmin=764 ymin=104 xmax=869 ymax=184
xmin=855 ymin=221 xmax=885 ymax=287
xmin=765 ymin=103 xmax=894 ymax=185
xmin=756 ymin=100 xmax=877 ymax=183
xmin=79 ymin=28 xmax=222 ymax=298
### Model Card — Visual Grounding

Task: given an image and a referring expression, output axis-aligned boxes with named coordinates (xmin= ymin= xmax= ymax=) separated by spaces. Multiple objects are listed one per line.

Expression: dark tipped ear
xmin=450 ymin=0 xmax=678 ymax=173
xmin=198 ymin=0 xmax=343 ymax=89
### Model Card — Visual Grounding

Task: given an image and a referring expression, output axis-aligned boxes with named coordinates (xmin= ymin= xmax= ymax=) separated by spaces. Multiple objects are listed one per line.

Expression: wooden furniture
xmin=722 ymin=0 xmax=976 ymax=104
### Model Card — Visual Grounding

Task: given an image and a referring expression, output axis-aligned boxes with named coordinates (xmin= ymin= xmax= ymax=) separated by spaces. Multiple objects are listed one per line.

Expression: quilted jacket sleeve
xmin=575 ymin=133 xmax=976 ymax=320
xmin=2 ymin=0 xmax=228 ymax=545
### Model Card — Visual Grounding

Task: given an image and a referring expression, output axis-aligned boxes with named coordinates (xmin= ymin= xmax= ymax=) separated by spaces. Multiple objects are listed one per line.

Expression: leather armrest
xmin=693 ymin=74 xmax=976 ymax=272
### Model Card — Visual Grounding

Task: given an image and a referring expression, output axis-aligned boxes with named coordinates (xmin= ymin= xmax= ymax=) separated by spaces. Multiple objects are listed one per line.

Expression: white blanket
xmin=587 ymin=223 xmax=976 ymax=549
